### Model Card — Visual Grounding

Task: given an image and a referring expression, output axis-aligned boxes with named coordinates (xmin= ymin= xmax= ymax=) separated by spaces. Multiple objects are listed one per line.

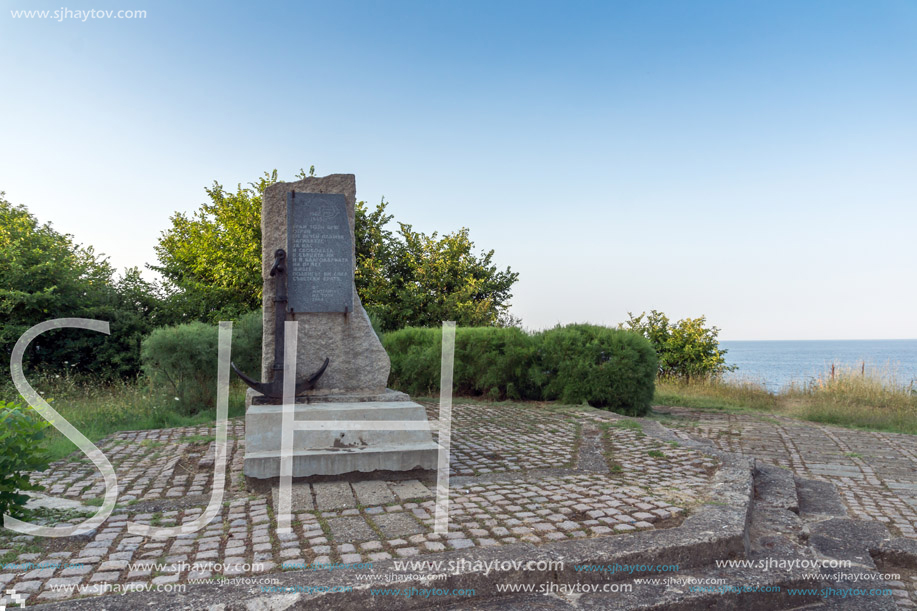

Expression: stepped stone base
xmin=245 ymin=387 xmax=409 ymax=407
xmin=243 ymin=400 xmax=439 ymax=480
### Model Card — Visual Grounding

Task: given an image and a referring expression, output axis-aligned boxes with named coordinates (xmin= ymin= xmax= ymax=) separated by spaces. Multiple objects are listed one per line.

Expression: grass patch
xmin=647 ymin=449 xmax=667 ymax=459
xmin=655 ymin=378 xmax=777 ymax=412
xmin=2 ymin=373 xmax=248 ymax=463
xmin=0 ymin=542 xmax=41 ymax=564
xmin=606 ymin=419 xmax=643 ymax=431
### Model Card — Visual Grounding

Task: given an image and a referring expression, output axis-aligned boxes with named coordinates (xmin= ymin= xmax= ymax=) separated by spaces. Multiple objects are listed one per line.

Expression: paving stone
xmin=24 ymin=568 xmax=55 ymax=579
xmin=271 ymin=483 xmax=315 ymax=511
xmin=389 ymin=479 xmax=434 ymax=501
xmin=326 ymin=516 xmax=377 ymax=542
xmin=90 ymin=571 xmax=121 ymax=582
xmin=11 ymin=580 xmax=41 ymax=593
xmin=98 ymin=560 xmax=129 ymax=571
xmin=352 ymin=480 xmax=395 ymax=506
xmin=313 ymin=482 xmax=356 ymax=510
xmin=46 ymin=576 xmax=84 ymax=588
xmin=371 ymin=513 xmax=424 ymax=539
xmin=37 ymin=590 xmax=72 ymax=601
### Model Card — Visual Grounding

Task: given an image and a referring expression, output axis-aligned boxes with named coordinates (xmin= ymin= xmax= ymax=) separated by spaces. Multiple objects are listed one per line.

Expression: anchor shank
xmin=233 ymin=246 xmax=329 ymax=400
xmin=271 ymin=249 xmax=287 ymax=385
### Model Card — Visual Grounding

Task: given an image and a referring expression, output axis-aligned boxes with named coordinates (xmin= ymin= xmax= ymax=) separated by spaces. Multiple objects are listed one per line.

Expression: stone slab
xmin=245 ymin=443 xmax=439 ymax=480
xmin=247 ymin=388 xmax=409 ymax=407
xmin=371 ymin=513 xmax=425 ymax=538
xmin=352 ymin=481 xmax=395 ymax=507
xmin=270 ymin=483 xmax=314 ymax=511
xmin=245 ymin=401 xmax=436 ymax=454
xmin=754 ymin=461 xmax=798 ymax=513
xmin=796 ymin=477 xmax=848 ymax=518
xmin=389 ymin=479 xmax=434 ymax=501
xmin=244 ymin=401 xmax=439 ymax=479
xmin=312 ymin=482 xmax=356 ymax=511
xmin=326 ymin=517 xmax=377 ymax=542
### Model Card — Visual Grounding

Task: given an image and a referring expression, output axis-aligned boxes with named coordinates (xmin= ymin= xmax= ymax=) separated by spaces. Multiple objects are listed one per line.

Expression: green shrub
xmin=385 ymin=326 xmax=537 ymax=400
xmin=384 ymin=327 xmax=442 ymax=397
xmin=454 ymin=327 xmax=539 ymax=400
xmin=0 ymin=401 xmax=50 ymax=519
xmin=385 ymin=323 xmax=656 ymax=415
xmin=536 ymin=324 xmax=657 ymax=416
xmin=231 ymin=310 xmax=263 ymax=377
xmin=621 ymin=310 xmax=734 ymax=381
xmin=140 ymin=311 xmax=261 ymax=414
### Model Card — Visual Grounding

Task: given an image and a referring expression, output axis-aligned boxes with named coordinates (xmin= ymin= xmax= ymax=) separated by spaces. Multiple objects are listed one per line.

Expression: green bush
xmin=454 ymin=327 xmax=539 ymax=400
xmin=0 ymin=195 xmax=170 ymax=379
xmin=621 ymin=310 xmax=735 ymax=381
xmin=231 ymin=310 xmax=263 ymax=377
xmin=384 ymin=323 xmax=656 ymax=415
xmin=383 ymin=327 xmax=442 ymax=397
xmin=385 ymin=326 xmax=537 ymax=400
xmin=536 ymin=324 xmax=657 ymax=416
xmin=140 ymin=311 xmax=261 ymax=414
xmin=0 ymin=401 xmax=50 ymax=519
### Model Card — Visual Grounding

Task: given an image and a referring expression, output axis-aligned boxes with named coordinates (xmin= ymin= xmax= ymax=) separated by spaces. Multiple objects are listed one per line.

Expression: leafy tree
xmin=357 ymin=202 xmax=519 ymax=331
xmin=0 ymin=193 xmax=163 ymax=378
xmin=151 ymin=172 xmax=274 ymax=322
xmin=621 ymin=310 xmax=735 ymax=381
xmin=154 ymin=171 xmax=520 ymax=330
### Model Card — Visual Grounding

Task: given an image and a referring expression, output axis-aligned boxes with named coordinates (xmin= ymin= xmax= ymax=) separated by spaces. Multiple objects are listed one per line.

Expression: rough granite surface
xmin=260 ymin=174 xmax=390 ymax=395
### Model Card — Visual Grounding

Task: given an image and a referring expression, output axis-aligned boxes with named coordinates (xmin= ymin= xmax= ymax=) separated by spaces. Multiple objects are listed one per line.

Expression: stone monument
xmin=240 ymin=174 xmax=439 ymax=480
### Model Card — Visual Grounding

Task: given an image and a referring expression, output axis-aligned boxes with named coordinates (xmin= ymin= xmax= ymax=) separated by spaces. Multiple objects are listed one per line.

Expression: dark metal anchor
xmin=231 ymin=248 xmax=329 ymax=399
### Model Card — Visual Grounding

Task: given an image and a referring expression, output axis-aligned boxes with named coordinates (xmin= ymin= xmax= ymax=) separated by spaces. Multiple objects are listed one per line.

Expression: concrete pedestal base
xmin=243 ymin=400 xmax=439 ymax=479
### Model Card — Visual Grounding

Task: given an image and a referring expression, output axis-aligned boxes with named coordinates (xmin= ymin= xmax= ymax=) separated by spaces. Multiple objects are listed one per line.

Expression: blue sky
xmin=2 ymin=1 xmax=916 ymax=340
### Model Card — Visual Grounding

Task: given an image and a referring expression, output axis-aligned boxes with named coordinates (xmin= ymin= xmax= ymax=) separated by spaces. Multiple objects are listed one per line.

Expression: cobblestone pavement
xmin=0 ymin=403 xmax=716 ymax=605
xmin=656 ymin=406 xmax=917 ymax=609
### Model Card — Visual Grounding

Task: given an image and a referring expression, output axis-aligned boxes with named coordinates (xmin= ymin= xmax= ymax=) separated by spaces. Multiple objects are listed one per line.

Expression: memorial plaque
xmin=286 ymin=192 xmax=354 ymax=313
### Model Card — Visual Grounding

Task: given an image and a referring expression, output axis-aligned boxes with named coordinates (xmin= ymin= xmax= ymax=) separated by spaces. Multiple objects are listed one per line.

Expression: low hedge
xmin=385 ymin=323 xmax=656 ymax=416
xmin=535 ymin=324 xmax=657 ymax=415
xmin=140 ymin=311 xmax=261 ymax=415
xmin=384 ymin=326 xmax=538 ymax=400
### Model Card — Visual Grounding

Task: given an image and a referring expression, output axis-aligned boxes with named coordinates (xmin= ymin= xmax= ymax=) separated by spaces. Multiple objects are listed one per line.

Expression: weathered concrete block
xmin=244 ymin=401 xmax=439 ymax=479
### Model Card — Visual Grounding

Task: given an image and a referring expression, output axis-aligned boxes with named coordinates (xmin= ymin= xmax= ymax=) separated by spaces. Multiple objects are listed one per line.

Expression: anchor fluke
xmin=232 ymin=358 xmax=329 ymax=400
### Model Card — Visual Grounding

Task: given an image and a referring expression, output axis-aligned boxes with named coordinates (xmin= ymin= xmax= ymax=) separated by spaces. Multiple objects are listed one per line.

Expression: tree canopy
xmin=0 ymin=193 xmax=163 ymax=378
xmin=620 ymin=310 xmax=735 ymax=381
xmin=153 ymin=170 xmax=520 ymax=329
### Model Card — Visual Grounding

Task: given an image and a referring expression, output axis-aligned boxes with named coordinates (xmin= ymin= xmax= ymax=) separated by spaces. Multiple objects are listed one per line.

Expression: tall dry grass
xmin=781 ymin=364 xmax=917 ymax=433
xmin=653 ymin=364 xmax=917 ymax=434
xmin=654 ymin=376 xmax=777 ymax=412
